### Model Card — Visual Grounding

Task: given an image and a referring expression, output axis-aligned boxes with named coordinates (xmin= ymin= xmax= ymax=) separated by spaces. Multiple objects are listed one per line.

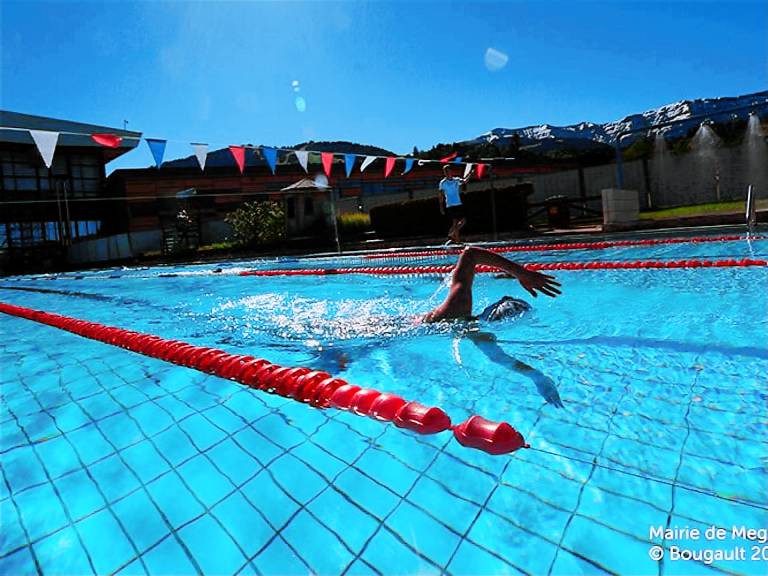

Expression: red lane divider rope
xmin=362 ymin=234 xmax=767 ymax=260
xmin=238 ymin=258 xmax=768 ymax=277
xmin=0 ymin=302 xmax=528 ymax=456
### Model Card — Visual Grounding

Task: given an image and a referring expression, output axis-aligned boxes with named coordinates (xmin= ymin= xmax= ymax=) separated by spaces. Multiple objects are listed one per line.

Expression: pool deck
xmin=3 ymin=210 xmax=765 ymax=276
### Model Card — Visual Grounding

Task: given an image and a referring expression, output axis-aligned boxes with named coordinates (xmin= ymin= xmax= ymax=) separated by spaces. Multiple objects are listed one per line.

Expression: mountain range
xmin=158 ymin=90 xmax=767 ymax=170
xmin=463 ymin=90 xmax=767 ymax=152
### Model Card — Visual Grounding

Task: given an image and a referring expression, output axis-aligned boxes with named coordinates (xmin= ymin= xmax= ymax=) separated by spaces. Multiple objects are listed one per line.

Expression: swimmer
xmin=422 ymin=246 xmax=561 ymax=323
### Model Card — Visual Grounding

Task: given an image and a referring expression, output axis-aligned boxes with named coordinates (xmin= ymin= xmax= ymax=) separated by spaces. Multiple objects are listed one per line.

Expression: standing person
xmin=438 ymin=164 xmax=472 ymax=243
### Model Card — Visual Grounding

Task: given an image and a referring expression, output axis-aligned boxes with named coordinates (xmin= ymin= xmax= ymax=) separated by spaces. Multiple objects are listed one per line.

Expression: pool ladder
xmin=746 ymin=184 xmax=757 ymax=231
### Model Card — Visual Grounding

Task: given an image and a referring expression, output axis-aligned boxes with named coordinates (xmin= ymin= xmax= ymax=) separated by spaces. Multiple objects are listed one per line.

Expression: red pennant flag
xmin=91 ymin=133 xmax=122 ymax=148
xmin=440 ymin=152 xmax=458 ymax=163
xmin=476 ymin=163 xmax=487 ymax=179
xmin=229 ymin=146 xmax=246 ymax=174
xmin=384 ymin=157 xmax=396 ymax=178
xmin=321 ymin=152 xmax=334 ymax=177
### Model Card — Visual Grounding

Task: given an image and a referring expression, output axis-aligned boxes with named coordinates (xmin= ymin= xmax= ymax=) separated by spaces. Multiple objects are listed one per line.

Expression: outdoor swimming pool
xmin=1 ymin=228 xmax=767 ymax=575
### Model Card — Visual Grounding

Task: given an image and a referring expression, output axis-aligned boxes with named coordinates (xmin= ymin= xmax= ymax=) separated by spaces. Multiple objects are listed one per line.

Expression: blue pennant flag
xmin=402 ymin=158 xmax=415 ymax=175
xmin=262 ymin=147 xmax=278 ymax=174
xmin=146 ymin=138 xmax=167 ymax=168
xmin=344 ymin=154 xmax=356 ymax=177
xmin=452 ymin=156 xmax=463 ymax=164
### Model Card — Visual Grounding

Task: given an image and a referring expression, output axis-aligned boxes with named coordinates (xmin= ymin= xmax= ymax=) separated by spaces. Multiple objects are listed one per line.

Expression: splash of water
xmin=211 ymin=293 xmax=452 ymax=345
xmin=653 ymin=132 xmax=670 ymax=204
xmin=691 ymin=123 xmax=722 ymax=201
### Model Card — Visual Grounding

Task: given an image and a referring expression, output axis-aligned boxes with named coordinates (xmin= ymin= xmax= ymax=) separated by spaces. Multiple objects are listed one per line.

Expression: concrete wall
xmin=67 ymin=230 xmax=161 ymax=263
xmin=336 ymin=143 xmax=766 ymax=218
xmin=68 ymin=234 xmax=133 ymax=263
xmin=524 ymin=143 xmax=767 ymax=210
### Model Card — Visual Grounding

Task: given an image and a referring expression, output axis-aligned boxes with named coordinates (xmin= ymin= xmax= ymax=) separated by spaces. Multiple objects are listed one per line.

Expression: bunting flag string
xmin=145 ymin=138 xmax=167 ymax=168
xmin=463 ymin=163 xmax=473 ymax=178
xmin=91 ymin=133 xmax=123 ymax=148
xmin=29 ymin=130 xmax=59 ymax=169
xmin=344 ymin=153 xmax=356 ymax=177
xmin=262 ymin=147 xmax=278 ymax=174
xmin=384 ymin=157 xmax=396 ymax=178
xmin=294 ymin=150 xmax=309 ymax=173
xmin=229 ymin=146 xmax=246 ymax=174
xmin=321 ymin=152 xmax=334 ymax=177
xmin=3 ymin=123 xmax=517 ymax=178
xmin=360 ymin=155 xmax=377 ymax=172
xmin=192 ymin=143 xmax=208 ymax=171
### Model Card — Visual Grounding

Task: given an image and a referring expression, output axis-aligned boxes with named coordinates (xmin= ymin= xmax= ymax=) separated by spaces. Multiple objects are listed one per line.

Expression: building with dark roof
xmin=106 ymin=144 xmax=458 ymax=251
xmin=0 ymin=111 xmax=141 ymax=272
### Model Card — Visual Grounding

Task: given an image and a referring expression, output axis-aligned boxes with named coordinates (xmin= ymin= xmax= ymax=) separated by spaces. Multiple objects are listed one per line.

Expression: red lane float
xmin=238 ymin=258 xmax=768 ymax=277
xmin=362 ymin=234 xmax=768 ymax=260
xmin=0 ymin=302 xmax=526 ymax=456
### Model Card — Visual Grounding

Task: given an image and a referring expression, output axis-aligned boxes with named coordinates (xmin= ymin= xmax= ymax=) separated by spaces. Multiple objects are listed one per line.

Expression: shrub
xmin=225 ymin=201 xmax=286 ymax=247
xmin=337 ymin=212 xmax=371 ymax=235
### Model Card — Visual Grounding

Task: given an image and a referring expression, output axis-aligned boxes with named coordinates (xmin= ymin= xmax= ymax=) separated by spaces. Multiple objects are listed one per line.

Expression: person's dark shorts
xmin=446 ymin=205 xmax=466 ymax=220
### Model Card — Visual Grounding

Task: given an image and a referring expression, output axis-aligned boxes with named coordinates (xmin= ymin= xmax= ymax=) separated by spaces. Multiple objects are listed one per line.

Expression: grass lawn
xmin=639 ymin=199 xmax=767 ymax=220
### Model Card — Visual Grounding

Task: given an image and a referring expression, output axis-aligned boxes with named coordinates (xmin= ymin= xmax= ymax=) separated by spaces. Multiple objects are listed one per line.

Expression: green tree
xmin=225 ymin=201 xmax=286 ymax=247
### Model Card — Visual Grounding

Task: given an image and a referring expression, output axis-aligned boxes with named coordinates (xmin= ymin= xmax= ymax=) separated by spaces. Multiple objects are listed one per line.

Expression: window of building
xmin=1 ymin=220 xmax=100 ymax=248
xmin=0 ymin=151 xmax=102 ymax=197
xmin=286 ymin=197 xmax=296 ymax=219
xmin=67 ymin=155 xmax=102 ymax=196
xmin=45 ymin=222 xmax=60 ymax=241
xmin=304 ymin=196 xmax=314 ymax=216
xmin=0 ymin=150 xmax=46 ymax=196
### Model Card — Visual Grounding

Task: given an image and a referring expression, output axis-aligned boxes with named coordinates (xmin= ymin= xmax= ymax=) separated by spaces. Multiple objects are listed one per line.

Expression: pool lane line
xmin=362 ymin=234 xmax=768 ymax=260
xmin=237 ymin=257 xmax=768 ymax=277
xmin=0 ymin=302 xmax=527 ymax=456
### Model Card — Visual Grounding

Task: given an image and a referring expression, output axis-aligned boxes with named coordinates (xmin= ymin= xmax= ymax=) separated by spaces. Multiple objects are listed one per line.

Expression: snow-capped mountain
xmin=467 ymin=90 xmax=768 ymax=149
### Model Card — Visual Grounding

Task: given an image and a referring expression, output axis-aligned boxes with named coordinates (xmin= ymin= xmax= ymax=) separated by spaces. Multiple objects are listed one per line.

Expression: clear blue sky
xmin=2 ymin=1 xmax=766 ymax=171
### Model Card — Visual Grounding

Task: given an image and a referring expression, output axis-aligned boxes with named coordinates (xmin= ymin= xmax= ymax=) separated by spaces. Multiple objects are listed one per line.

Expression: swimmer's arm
xmin=466 ymin=332 xmax=564 ymax=408
xmin=467 ymin=248 xmax=562 ymax=298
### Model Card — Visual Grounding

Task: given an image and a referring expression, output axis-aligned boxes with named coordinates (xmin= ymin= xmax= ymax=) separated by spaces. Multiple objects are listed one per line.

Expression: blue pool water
xmin=1 ymin=229 xmax=767 ymax=575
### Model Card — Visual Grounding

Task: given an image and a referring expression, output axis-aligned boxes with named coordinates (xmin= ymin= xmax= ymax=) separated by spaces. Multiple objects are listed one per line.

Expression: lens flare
xmin=313 ymin=173 xmax=329 ymax=188
xmin=484 ymin=47 xmax=508 ymax=71
xmin=295 ymin=96 xmax=307 ymax=112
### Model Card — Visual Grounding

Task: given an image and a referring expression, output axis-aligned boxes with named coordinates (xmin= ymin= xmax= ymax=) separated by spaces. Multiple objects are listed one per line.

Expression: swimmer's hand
xmin=531 ymin=372 xmax=564 ymax=408
xmin=499 ymin=267 xmax=562 ymax=299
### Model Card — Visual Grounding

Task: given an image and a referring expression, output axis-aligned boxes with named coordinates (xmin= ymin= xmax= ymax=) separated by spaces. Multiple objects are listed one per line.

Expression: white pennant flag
xmin=294 ymin=150 xmax=309 ymax=173
xmin=192 ymin=143 xmax=208 ymax=171
xmin=463 ymin=163 xmax=473 ymax=178
xmin=417 ymin=159 xmax=429 ymax=166
xmin=360 ymin=156 xmax=377 ymax=172
xmin=30 ymin=130 xmax=59 ymax=168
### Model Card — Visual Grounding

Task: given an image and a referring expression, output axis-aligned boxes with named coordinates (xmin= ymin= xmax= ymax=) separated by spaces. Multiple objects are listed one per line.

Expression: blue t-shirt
xmin=439 ymin=177 xmax=463 ymax=207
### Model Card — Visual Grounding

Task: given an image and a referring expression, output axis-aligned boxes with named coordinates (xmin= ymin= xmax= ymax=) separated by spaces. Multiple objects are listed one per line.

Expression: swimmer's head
xmin=443 ymin=164 xmax=453 ymax=177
